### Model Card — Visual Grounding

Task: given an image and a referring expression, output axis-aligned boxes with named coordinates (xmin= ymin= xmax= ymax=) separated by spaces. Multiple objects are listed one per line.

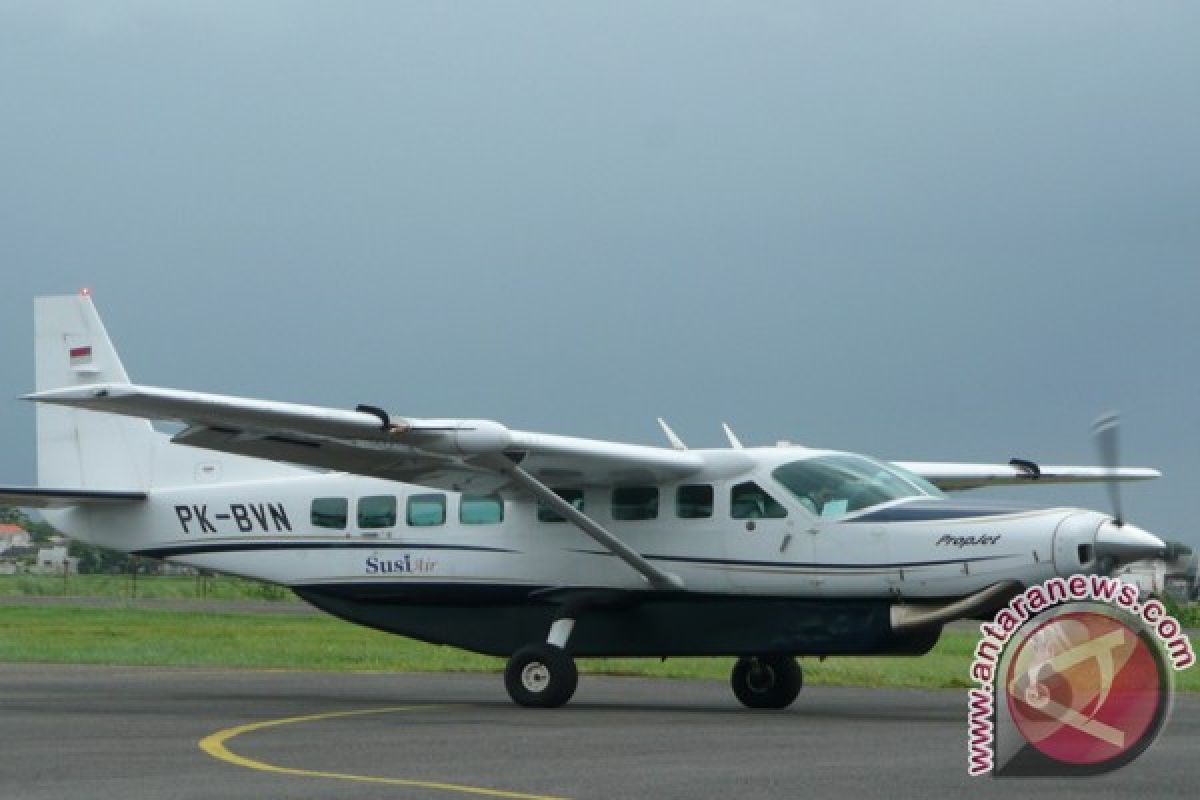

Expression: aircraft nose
xmin=1094 ymin=520 xmax=1166 ymax=570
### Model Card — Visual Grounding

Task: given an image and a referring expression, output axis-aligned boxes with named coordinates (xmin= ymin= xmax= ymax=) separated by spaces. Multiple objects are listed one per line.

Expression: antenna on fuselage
xmin=721 ymin=422 xmax=744 ymax=449
xmin=657 ymin=418 xmax=688 ymax=450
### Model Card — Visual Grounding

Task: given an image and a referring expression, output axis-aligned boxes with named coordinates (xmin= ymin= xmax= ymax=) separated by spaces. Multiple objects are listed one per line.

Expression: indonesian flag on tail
xmin=69 ymin=345 xmax=92 ymax=367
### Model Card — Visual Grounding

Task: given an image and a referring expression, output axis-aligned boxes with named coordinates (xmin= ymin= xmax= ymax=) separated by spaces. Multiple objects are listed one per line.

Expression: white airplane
xmin=0 ymin=293 xmax=1174 ymax=708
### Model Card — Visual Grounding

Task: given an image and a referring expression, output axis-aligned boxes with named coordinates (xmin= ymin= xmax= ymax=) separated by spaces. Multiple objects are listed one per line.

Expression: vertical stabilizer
xmin=35 ymin=292 xmax=155 ymax=490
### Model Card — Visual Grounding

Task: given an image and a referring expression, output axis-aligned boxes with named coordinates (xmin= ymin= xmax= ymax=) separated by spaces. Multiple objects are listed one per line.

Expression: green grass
xmin=1 ymin=605 xmax=1196 ymax=692
xmin=0 ymin=574 xmax=295 ymax=602
xmin=1163 ymin=596 xmax=1200 ymax=627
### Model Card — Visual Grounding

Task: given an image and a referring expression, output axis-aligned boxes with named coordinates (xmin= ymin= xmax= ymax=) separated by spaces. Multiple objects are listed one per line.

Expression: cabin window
xmin=537 ymin=488 xmax=584 ymax=523
xmin=676 ymin=484 xmax=713 ymax=519
xmin=730 ymin=481 xmax=787 ymax=519
xmin=357 ymin=495 xmax=397 ymax=528
xmin=407 ymin=494 xmax=447 ymax=527
xmin=460 ymin=494 xmax=504 ymax=525
xmin=612 ymin=486 xmax=659 ymax=520
xmin=311 ymin=497 xmax=348 ymax=529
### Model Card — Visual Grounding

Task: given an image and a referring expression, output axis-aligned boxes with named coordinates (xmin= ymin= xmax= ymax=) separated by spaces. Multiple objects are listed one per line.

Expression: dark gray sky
xmin=2 ymin=3 xmax=1197 ymax=543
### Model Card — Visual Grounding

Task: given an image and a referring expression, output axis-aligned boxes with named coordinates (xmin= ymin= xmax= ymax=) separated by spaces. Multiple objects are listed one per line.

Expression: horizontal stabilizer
xmin=0 ymin=486 xmax=147 ymax=509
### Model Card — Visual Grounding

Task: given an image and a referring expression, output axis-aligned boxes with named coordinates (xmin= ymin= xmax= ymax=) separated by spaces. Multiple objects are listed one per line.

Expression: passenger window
xmin=460 ymin=494 xmax=504 ymax=525
xmin=357 ymin=495 xmax=397 ymax=528
xmin=311 ymin=497 xmax=348 ymax=529
xmin=676 ymin=485 xmax=713 ymax=519
xmin=612 ymin=486 xmax=659 ymax=520
xmin=537 ymin=488 xmax=584 ymax=523
xmin=730 ymin=482 xmax=787 ymax=520
xmin=407 ymin=494 xmax=447 ymax=527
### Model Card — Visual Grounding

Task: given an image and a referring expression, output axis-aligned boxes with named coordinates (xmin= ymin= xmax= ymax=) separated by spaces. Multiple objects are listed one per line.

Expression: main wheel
xmin=731 ymin=655 xmax=802 ymax=709
xmin=504 ymin=643 xmax=579 ymax=708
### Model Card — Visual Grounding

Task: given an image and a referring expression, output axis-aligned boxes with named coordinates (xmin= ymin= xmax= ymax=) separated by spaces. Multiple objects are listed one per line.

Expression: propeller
xmin=1089 ymin=411 xmax=1183 ymax=574
xmin=1091 ymin=411 xmax=1124 ymax=527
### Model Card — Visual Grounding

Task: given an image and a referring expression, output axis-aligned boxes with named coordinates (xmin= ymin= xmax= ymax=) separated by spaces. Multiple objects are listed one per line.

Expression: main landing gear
xmin=504 ymin=643 xmax=578 ymax=708
xmin=504 ymin=618 xmax=579 ymax=708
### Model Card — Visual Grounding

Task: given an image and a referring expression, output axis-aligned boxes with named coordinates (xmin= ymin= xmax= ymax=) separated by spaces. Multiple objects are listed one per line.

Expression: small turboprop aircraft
xmin=0 ymin=293 xmax=1176 ymax=708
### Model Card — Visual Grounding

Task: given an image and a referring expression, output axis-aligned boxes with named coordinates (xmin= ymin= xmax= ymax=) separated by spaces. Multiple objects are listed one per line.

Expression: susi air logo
xmin=365 ymin=554 xmax=438 ymax=575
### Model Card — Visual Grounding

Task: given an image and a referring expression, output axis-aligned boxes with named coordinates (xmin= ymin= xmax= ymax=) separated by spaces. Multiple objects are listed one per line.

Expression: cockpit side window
xmin=771 ymin=454 xmax=943 ymax=520
xmin=730 ymin=481 xmax=787 ymax=519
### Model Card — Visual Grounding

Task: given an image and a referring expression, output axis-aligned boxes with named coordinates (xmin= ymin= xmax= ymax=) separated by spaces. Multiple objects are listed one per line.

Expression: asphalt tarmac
xmin=1 ymin=663 xmax=1195 ymax=799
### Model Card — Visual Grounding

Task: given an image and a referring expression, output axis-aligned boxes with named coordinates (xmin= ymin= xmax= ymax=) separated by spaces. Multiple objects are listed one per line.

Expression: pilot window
xmin=537 ymin=488 xmax=584 ymax=523
xmin=357 ymin=495 xmax=397 ymax=528
xmin=311 ymin=497 xmax=348 ymax=529
xmin=730 ymin=481 xmax=787 ymax=519
xmin=676 ymin=484 xmax=713 ymax=519
xmin=407 ymin=494 xmax=447 ymax=527
xmin=612 ymin=486 xmax=659 ymax=521
xmin=460 ymin=494 xmax=504 ymax=525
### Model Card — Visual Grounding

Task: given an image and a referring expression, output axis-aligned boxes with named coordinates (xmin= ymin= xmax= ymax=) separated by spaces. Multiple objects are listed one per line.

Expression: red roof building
xmin=0 ymin=523 xmax=32 ymax=552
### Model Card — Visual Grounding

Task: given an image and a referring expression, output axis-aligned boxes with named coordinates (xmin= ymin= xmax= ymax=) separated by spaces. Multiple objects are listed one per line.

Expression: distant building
xmin=1113 ymin=560 xmax=1167 ymax=598
xmin=1114 ymin=551 xmax=1199 ymax=603
xmin=1 ymin=545 xmax=41 ymax=574
xmin=1165 ymin=552 xmax=1200 ymax=602
xmin=31 ymin=545 xmax=79 ymax=575
xmin=0 ymin=523 xmax=32 ymax=554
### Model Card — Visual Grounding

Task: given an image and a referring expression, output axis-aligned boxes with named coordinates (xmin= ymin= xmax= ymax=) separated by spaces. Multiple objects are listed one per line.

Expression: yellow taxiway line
xmin=199 ymin=705 xmax=568 ymax=799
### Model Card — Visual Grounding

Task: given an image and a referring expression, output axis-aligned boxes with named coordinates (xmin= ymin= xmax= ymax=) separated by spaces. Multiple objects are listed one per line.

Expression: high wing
xmin=28 ymin=382 xmax=709 ymax=588
xmin=894 ymin=461 xmax=1161 ymax=491
xmin=26 ymin=383 xmax=707 ymax=494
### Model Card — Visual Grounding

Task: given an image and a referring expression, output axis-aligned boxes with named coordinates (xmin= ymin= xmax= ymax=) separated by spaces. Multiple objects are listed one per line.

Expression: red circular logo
xmin=1005 ymin=609 xmax=1168 ymax=767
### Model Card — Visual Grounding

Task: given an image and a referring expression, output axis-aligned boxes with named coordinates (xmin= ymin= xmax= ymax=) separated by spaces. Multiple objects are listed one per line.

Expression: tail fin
xmin=35 ymin=292 xmax=155 ymax=490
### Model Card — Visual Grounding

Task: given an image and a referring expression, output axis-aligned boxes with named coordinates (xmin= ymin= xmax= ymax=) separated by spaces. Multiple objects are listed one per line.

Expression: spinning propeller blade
xmin=1088 ymin=411 xmax=1181 ymax=574
xmin=1091 ymin=411 xmax=1124 ymax=527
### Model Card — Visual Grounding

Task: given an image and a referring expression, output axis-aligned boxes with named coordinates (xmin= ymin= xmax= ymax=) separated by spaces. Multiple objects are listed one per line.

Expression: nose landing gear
xmin=731 ymin=655 xmax=803 ymax=709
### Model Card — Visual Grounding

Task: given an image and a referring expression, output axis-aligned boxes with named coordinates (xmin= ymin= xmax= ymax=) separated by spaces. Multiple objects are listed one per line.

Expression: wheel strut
xmin=504 ymin=614 xmax=580 ymax=708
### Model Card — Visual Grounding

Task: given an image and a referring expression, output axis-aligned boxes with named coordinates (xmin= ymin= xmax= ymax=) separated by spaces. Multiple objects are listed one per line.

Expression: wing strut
xmin=478 ymin=455 xmax=684 ymax=590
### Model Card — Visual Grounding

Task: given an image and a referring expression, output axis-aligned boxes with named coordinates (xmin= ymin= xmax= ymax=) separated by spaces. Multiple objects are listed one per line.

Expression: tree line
xmin=1 ymin=505 xmax=136 ymax=573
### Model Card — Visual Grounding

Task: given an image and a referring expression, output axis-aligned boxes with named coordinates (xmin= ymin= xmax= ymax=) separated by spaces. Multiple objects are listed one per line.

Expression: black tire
xmin=731 ymin=655 xmax=802 ymax=709
xmin=504 ymin=643 xmax=579 ymax=708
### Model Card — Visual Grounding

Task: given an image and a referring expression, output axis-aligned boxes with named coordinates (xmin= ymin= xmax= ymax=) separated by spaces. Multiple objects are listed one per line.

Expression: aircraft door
xmin=724 ymin=480 xmax=816 ymax=593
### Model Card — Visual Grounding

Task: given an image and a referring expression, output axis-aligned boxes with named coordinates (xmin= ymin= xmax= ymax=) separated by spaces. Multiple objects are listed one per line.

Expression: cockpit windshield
xmin=771 ymin=454 xmax=944 ymax=519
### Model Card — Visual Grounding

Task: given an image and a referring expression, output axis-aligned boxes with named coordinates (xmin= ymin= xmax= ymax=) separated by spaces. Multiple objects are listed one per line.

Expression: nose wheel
xmin=504 ymin=643 xmax=578 ymax=708
xmin=731 ymin=655 xmax=802 ymax=709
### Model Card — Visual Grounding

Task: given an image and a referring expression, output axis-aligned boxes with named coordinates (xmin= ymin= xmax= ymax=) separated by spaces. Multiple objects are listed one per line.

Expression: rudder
xmin=34 ymin=292 xmax=155 ymax=490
